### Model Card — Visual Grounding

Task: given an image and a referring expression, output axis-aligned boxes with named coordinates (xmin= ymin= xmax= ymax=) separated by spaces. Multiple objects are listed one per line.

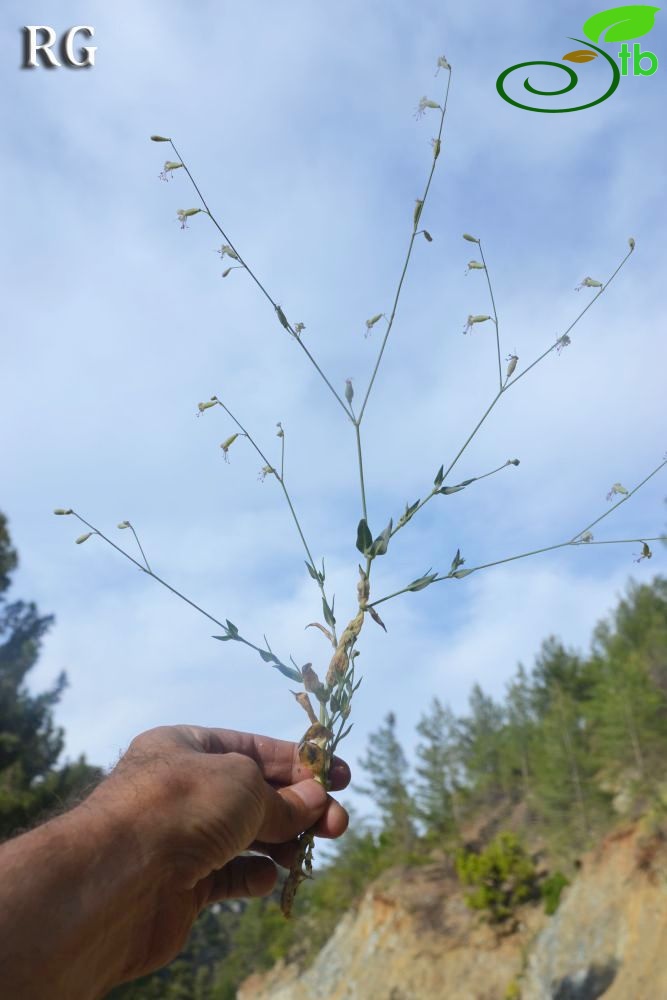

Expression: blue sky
xmin=1 ymin=1 xmax=666 ymax=816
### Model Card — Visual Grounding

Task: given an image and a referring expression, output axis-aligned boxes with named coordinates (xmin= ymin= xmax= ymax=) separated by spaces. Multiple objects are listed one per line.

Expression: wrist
xmin=0 ymin=793 xmax=158 ymax=999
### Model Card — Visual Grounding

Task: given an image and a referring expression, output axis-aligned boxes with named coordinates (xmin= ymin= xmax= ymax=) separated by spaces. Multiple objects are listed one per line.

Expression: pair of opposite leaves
xmin=564 ymin=4 xmax=660 ymax=63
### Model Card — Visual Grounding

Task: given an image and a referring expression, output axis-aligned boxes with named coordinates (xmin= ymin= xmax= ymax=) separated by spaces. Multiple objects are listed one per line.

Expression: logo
xmin=22 ymin=26 xmax=97 ymax=69
xmin=497 ymin=4 xmax=660 ymax=112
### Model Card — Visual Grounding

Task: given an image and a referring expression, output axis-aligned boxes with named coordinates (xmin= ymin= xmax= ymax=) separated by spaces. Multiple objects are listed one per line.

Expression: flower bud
xmin=437 ymin=55 xmax=451 ymax=72
xmin=628 ymin=237 xmax=636 ymax=251
xmin=416 ymin=97 xmax=441 ymax=118
xmin=507 ymin=458 xmax=520 ymax=467
xmin=53 ymin=508 xmax=72 ymax=515
xmin=345 ymin=379 xmax=354 ymax=404
xmin=302 ymin=663 xmax=326 ymax=699
xmin=219 ymin=245 xmax=239 ymax=260
xmin=150 ymin=135 xmax=171 ymax=142
xmin=291 ymin=691 xmax=318 ymax=725
xmin=579 ymin=531 xmax=594 ymax=543
xmin=163 ymin=161 xmax=183 ymax=173
xmin=198 ymin=400 xmax=217 ymax=412
xmin=75 ymin=532 xmax=93 ymax=544
xmin=117 ymin=521 xmax=130 ymax=529
xmin=422 ymin=230 xmax=433 ymax=242
xmin=575 ymin=276 xmax=603 ymax=291
xmin=466 ymin=260 xmax=485 ymax=271
xmin=276 ymin=422 xmax=284 ymax=438
xmin=221 ymin=267 xmax=232 ymax=278
xmin=431 ymin=138 xmax=441 ymax=159
xmin=463 ymin=314 xmax=492 ymax=334
xmin=275 ymin=306 xmax=290 ymax=330
xmin=220 ymin=434 xmax=239 ymax=461
xmin=413 ymin=199 xmax=424 ymax=228
xmin=505 ymin=354 xmax=518 ymax=378
xmin=606 ymin=482 xmax=629 ymax=501
xmin=463 ymin=233 xmax=479 ymax=243
xmin=365 ymin=313 xmax=384 ymax=333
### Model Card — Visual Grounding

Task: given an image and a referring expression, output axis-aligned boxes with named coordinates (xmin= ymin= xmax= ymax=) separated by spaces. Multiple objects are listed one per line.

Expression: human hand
xmin=89 ymin=724 xmax=350 ymax=985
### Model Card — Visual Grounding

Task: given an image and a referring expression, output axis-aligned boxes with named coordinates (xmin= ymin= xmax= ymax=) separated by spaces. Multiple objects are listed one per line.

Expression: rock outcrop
xmin=239 ymin=824 xmax=667 ymax=1000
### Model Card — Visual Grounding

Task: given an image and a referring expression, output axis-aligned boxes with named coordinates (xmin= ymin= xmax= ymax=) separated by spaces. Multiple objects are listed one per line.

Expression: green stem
xmin=169 ymin=139 xmax=352 ymax=420
xmin=477 ymin=240 xmax=502 ymax=391
xmin=213 ymin=400 xmax=337 ymax=640
xmin=368 ymin=536 xmax=667 ymax=608
xmin=570 ymin=458 xmax=667 ymax=542
xmin=357 ymin=69 xmax=452 ymax=424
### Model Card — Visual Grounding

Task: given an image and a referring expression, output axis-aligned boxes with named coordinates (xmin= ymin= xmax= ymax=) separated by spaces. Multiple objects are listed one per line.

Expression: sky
xmin=1 ymin=1 xmax=666 ymax=821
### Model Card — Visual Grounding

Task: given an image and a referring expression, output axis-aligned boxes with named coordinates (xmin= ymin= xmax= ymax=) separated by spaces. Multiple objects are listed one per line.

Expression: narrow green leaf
xmin=356 ymin=518 xmax=373 ymax=555
xmin=213 ymin=634 xmax=234 ymax=642
xmin=434 ymin=465 xmax=445 ymax=487
xmin=276 ymin=305 xmax=290 ymax=330
xmin=338 ymin=724 xmax=354 ymax=742
xmin=407 ymin=570 xmax=439 ymax=592
xmin=449 ymin=548 xmax=465 ymax=573
xmin=258 ymin=649 xmax=278 ymax=664
xmin=439 ymin=485 xmax=466 ymax=495
xmin=225 ymin=619 xmax=239 ymax=636
xmin=322 ymin=597 xmax=336 ymax=628
xmin=305 ymin=561 xmax=319 ymax=582
xmin=273 ymin=662 xmax=303 ymax=683
xmin=452 ymin=568 xmax=474 ymax=579
xmin=370 ymin=518 xmax=393 ymax=557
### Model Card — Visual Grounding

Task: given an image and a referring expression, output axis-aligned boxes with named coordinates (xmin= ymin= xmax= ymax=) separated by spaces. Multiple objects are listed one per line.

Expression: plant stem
xmin=168 ymin=140 xmax=352 ymax=420
xmin=354 ymin=420 xmax=369 ymax=524
xmin=70 ymin=512 xmax=229 ymax=631
xmin=508 ymin=247 xmax=634 ymax=390
xmin=570 ymin=458 xmax=667 ymax=542
xmin=367 ymin=536 xmax=667 ymax=608
xmin=128 ymin=523 xmax=151 ymax=573
xmin=213 ymin=399 xmax=337 ymax=638
xmin=477 ymin=240 xmax=502 ymax=391
xmin=357 ymin=69 xmax=452 ymax=424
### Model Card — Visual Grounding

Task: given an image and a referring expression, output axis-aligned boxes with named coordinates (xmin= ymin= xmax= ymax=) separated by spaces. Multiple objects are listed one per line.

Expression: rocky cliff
xmin=239 ymin=824 xmax=667 ymax=1000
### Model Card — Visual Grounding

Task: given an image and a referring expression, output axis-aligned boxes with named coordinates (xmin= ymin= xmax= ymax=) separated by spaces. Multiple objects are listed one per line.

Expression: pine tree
xmin=503 ymin=664 xmax=536 ymax=800
xmin=0 ymin=511 xmax=101 ymax=838
xmin=357 ymin=712 xmax=417 ymax=860
xmin=457 ymin=684 xmax=506 ymax=807
xmin=529 ymin=638 xmax=606 ymax=845
xmin=588 ymin=579 xmax=667 ymax=790
xmin=414 ymin=697 xmax=461 ymax=842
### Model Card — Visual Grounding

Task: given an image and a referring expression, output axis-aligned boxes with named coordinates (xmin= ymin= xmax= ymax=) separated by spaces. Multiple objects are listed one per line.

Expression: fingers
xmin=312 ymin=798 xmax=349 ymax=839
xmin=250 ymin=840 xmax=300 ymax=869
xmin=173 ymin=725 xmax=351 ymax=791
xmin=205 ymin=856 xmax=278 ymax=905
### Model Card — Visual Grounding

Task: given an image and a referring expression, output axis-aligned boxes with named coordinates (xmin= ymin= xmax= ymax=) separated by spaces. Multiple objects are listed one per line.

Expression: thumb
xmin=257 ymin=778 xmax=328 ymax=843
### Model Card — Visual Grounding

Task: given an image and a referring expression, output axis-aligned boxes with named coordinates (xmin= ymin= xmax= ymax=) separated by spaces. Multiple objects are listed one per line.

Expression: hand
xmin=89 ymin=725 xmax=350 ymax=985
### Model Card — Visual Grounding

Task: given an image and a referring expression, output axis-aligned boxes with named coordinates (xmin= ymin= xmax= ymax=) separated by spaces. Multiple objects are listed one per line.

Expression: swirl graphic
xmin=496 ymin=38 xmax=621 ymax=113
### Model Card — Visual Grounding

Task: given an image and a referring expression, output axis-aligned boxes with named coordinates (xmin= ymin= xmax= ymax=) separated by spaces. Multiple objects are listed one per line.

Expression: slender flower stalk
xmin=167 ymin=138 xmax=353 ymax=421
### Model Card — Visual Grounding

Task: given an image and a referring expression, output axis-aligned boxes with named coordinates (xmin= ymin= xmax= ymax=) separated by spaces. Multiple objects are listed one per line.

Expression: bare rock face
xmin=238 ymin=863 xmax=545 ymax=1000
xmin=522 ymin=826 xmax=667 ymax=1000
xmin=239 ymin=826 xmax=667 ymax=1000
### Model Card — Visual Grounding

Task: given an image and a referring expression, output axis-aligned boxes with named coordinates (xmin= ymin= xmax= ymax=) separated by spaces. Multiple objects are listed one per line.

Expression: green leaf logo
xmin=583 ymin=4 xmax=660 ymax=43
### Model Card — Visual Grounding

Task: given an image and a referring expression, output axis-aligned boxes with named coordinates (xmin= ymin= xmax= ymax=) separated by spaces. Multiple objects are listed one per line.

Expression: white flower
xmin=415 ymin=96 xmax=441 ymax=119
xmin=575 ymin=276 xmax=603 ymax=291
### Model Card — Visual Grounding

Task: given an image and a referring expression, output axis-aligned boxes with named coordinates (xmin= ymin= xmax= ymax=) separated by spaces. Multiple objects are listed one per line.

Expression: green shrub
xmin=455 ymin=832 xmax=538 ymax=922
xmin=540 ymin=871 xmax=570 ymax=915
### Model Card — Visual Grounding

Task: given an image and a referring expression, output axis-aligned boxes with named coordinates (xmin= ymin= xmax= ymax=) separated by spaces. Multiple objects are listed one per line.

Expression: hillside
xmin=239 ymin=821 xmax=667 ymax=1000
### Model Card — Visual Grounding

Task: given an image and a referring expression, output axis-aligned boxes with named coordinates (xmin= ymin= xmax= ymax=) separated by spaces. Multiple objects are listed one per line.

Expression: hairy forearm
xmin=0 ymin=796 xmax=151 ymax=999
